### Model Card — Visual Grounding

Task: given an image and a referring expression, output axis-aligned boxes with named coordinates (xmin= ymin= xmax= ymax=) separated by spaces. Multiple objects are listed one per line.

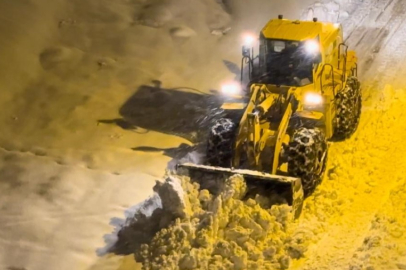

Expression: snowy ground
xmin=291 ymin=0 xmax=406 ymax=269
xmin=0 ymin=0 xmax=310 ymax=269
xmin=1 ymin=0 xmax=406 ymax=269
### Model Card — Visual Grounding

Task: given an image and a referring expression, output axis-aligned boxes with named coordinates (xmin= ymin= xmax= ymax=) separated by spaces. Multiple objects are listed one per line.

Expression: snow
xmin=1 ymin=0 xmax=406 ymax=269
xmin=133 ymin=175 xmax=303 ymax=270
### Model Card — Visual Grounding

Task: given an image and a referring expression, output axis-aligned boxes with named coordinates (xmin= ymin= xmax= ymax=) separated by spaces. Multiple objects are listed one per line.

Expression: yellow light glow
xmin=304 ymin=39 xmax=320 ymax=54
xmin=221 ymin=82 xmax=242 ymax=96
xmin=243 ymin=33 xmax=256 ymax=46
xmin=304 ymin=92 xmax=323 ymax=105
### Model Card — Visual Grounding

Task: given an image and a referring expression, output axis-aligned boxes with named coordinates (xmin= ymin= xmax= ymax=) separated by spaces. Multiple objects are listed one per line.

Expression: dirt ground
xmin=0 ymin=0 xmax=405 ymax=269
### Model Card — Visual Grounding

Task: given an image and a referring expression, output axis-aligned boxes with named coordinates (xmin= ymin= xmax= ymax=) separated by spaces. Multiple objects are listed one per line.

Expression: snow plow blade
xmin=176 ymin=163 xmax=304 ymax=219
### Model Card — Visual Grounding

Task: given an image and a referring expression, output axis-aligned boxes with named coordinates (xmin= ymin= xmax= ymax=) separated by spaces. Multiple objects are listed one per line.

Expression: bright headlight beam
xmin=304 ymin=92 xmax=323 ymax=105
xmin=221 ymin=82 xmax=241 ymax=96
xmin=243 ymin=34 xmax=256 ymax=46
xmin=304 ymin=40 xmax=320 ymax=54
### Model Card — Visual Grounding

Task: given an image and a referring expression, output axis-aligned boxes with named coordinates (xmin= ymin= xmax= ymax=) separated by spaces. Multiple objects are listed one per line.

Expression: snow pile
xmin=121 ymin=174 xmax=322 ymax=270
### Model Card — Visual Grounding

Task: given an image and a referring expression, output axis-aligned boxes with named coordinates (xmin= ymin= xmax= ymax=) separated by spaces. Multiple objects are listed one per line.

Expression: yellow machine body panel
xmin=261 ymin=18 xmax=346 ymax=75
xmin=261 ymin=18 xmax=343 ymax=47
xmin=262 ymin=19 xmax=324 ymax=41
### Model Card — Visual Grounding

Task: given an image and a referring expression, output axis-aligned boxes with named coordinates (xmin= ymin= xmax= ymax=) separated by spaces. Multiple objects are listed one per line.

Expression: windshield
xmin=257 ymin=37 xmax=320 ymax=86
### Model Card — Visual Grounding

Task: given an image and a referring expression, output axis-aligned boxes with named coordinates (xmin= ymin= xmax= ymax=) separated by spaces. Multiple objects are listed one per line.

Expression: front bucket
xmin=176 ymin=163 xmax=304 ymax=219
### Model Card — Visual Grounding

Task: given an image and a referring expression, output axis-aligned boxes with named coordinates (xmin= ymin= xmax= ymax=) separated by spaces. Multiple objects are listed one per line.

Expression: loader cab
xmin=256 ymin=35 xmax=322 ymax=86
xmin=241 ymin=17 xmax=342 ymax=89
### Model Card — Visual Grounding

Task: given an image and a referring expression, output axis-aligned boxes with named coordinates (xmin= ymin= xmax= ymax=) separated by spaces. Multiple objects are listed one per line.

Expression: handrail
xmin=319 ymin=63 xmax=336 ymax=96
xmin=241 ymin=56 xmax=252 ymax=83
xmin=338 ymin=43 xmax=348 ymax=81
xmin=353 ymin=63 xmax=358 ymax=77
xmin=240 ymin=47 xmax=255 ymax=83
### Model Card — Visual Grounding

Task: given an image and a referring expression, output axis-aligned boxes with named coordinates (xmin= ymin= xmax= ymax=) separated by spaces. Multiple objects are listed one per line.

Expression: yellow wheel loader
xmin=177 ymin=15 xmax=361 ymax=218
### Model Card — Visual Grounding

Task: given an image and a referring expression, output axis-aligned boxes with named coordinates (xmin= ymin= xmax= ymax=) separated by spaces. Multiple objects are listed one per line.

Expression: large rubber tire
xmin=206 ymin=118 xmax=236 ymax=167
xmin=288 ymin=128 xmax=328 ymax=197
xmin=333 ymin=77 xmax=362 ymax=140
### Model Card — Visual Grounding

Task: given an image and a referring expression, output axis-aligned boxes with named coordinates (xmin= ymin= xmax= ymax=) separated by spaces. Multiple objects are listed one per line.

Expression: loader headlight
xmin=221 ymin=82 xmax=242 ymax=96
xmin=243 ymin=33 xmax=256 ymax=46
xmin=304 ymin=39 xmax=320 ymax=54
xmin=304 ymin=92 xmax=323 ymax=105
